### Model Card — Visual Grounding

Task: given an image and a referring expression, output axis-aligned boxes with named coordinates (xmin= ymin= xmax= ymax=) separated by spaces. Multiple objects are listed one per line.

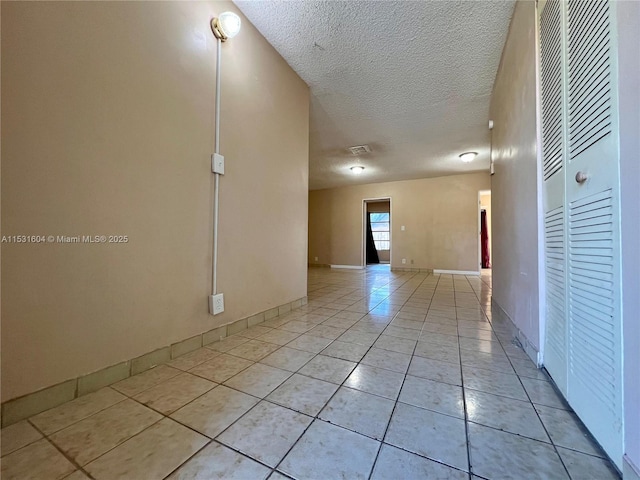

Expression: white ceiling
xmin=234 ymin=0 xmax=515 ymax=190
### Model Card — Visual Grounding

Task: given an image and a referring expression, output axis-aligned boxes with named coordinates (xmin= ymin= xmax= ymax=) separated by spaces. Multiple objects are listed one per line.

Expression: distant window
xmin=370 ymin=212 xmax=390 ymax=250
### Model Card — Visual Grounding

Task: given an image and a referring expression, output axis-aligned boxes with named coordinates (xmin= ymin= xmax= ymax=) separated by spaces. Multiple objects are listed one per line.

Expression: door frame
xmin=362 ymin=197 xmax=392 ymax=267
xmin=478 ymin=190 xmax=491 ymax=271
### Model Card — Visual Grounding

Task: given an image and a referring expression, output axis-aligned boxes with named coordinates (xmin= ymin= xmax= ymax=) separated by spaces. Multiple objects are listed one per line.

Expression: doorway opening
xmin=363 ymin=198 xmax=391 ymax=267
xmin=479 ymin=190 xmax=492 ymax=273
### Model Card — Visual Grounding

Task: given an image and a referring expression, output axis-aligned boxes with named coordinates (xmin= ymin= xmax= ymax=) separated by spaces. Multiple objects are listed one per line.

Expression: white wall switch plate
xmin=209 ymin=293 xmax=224 ymax=315
xmin=402 ymin=258 xmax=406 ymax=264
xmin=401 ymin=225 xmax=405 ymax=231
xmin=212 ymin=153 xmax=225 ymax=175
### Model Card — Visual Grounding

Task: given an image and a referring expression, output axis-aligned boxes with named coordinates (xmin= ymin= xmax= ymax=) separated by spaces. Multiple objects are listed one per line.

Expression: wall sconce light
xmin=211 ymin=12 xmax=242 ymax=41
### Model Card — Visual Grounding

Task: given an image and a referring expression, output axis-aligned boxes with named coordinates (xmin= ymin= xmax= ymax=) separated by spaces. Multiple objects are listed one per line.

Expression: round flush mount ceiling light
xmin=350 ymin=166 xmax=365 ymax=174
xmin=211 ymin=12 xmax=242 ymax=41
xmin=459 ymin=152 xmax=478 ymax=163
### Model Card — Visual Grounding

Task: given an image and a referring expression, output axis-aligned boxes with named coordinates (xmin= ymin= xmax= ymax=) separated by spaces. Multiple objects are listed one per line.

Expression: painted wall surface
xmin=367 ymin=201 xmax=390 ymax=262
xmin=618 ymin=0 xmax=640 ymax=472
xmin=309 ymin=173 xmax=490 ymax=271
xmin=480 ymin=192 xmax=492 ymax=266
xmin=489 ymin=1 xmax=540 ymax=349
xmin=1 ymin=1 xmax=309 ymax=401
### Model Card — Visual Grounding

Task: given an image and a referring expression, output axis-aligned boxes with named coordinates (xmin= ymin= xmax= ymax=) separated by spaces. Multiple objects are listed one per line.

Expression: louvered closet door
xmin=565 ymin=0 xmax=623 ymax=466
xmin=539 ymin=0 xmax=568 ymax=396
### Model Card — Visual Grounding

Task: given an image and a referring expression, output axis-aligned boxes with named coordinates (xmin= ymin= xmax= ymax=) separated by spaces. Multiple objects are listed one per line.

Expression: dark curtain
xmin=366 ymin=214 xmax=380 ymax=264
xmin=481 ymin=210 xmax=491 ymax=268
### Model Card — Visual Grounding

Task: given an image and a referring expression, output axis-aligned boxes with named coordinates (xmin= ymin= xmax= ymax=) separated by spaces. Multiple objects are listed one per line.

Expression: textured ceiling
xmin=234 ymin=0 xmax=515 ymax=190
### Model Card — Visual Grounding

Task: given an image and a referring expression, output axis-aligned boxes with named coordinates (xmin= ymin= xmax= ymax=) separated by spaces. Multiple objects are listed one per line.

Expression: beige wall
xmin=367 ymin=201 xmax=390 ymax=262
xmin=489 ymin=1 xmax=540 ymax=349
xmin=1 ymin=1 xmax=309 ymax=401
xmin=309 ymin=173 xmax=490 ymax=271
xmin=480 ymin=192 xmax=492 ymax=265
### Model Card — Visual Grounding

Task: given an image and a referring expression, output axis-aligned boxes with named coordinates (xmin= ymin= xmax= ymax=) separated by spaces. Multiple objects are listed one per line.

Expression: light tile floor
xmin=0 ymin=267 xmax=621 ymax=479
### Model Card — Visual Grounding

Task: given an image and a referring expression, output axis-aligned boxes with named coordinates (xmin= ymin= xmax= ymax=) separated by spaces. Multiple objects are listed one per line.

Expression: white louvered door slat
xmin=566 ymin=0 xmax=622 ymax=465
xmin=539 ymin=0 xmax=623 ymax=468
xmin=539 ymin=0 xmax=568 ymax=395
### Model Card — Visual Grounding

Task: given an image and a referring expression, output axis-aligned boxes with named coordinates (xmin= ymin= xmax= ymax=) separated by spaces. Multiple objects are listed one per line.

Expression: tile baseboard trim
xmin=330 ymin=264 xmax=364 ymax=270
xmin=625 ymin=455 xmax=640 ymax=480
xmin=0 ymin=295 xmax=307 ymax=428
xmin=433 ymin=269 xmax=480 ymax=276
xmin=308 ymin=263 xmax=330 ymax=268
xmin=390 ymin=267 xmax=433 ymax=273
xmin=491 ymin=299 xmax=540 ymax=365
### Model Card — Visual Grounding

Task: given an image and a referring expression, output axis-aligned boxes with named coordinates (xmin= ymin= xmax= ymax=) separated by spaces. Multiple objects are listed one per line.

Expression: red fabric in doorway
xmin=481 ymin=210 xmax=491 ymax=268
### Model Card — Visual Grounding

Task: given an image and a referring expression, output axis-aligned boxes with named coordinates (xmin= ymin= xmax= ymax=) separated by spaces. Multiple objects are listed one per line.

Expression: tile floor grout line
xmin=452 ymin=275 xmax=474 ymax=480
xmin=273 ymin=268 xmax=426 ymax=479
xmin=366 ymin=271 xmax=439 ymax=480
xmin=27 ymin=418 xmax=97 ymax=480
xmin=465 ymin=274 xmax=577 ymax=480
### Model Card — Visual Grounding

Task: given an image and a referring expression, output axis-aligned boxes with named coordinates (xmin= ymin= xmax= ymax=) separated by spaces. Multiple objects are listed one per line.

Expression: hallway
xmin=0 ymin=268 xmax=619 ymax=479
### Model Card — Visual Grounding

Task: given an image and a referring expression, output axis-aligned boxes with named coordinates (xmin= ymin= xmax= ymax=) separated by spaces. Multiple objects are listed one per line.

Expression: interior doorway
xmin=363 ymin=198 xmax=391 ymax=267
xmin=479 ymin=190 xmax=492 ymax=271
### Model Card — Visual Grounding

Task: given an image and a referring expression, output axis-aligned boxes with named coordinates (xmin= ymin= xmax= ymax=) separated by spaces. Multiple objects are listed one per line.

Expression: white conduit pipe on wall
xmin=212 ymin=37 xmax=221 ymax=296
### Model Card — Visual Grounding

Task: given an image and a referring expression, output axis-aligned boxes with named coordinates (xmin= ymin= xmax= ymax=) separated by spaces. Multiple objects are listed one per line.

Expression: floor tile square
xmin=49 ymin=399 xmax=162 ymax=465
xmin=279 ymin=420 xmax=379 ymax=480
xmin=413 ymin=341 xmax=460 ymax=364
xmin=133 ymin=372 xmax=215 ymax=414
xmin=266 ymin=374 xmax=339 ymax=416
xmin=1 ymin=420 xmax=43 ymax=457
xmin=373 ymin=335 xmax=417 ymax=355
xmin=167 ymin=347 xmax=220 ymax=371
xmin=337 ymin=330 xmax=379 ymax=346
xmin=465 ymin=389 xmax=549 ymax=442
xmin=286 ymin=334 xmax=333 ymax=353
xmin=259 ymin=346 xmax=315 ymax=372
xmin=112 ymin=365 xmax=181 ymax=397
xmin=298 ymin=355 xmax=356 ymax=384
xmin=468 ymin=422 xmax=568 ymax=479
xmin=167 ymin=441 xmax=270 ymax=480
xmin=206 ymin=336 xmax=250 ymax=353
xmin=408 ymin=356 xmax=462 ymax=386
xmin=521 ymin=377 xmax=569 ymax=409
xmin=321 ymin=340 xmax=370 ymax=362
xmin=170 ymin=385 xmax=258 ymax=438
xmin=308 ymin=324 xmax=347 ymax=340
xmin=319 ymin=387 xmax=394 ymax=440
xmin=361 ymin=348 xmax=411 ymax=373
xmin=385 ymin=402 xmax=468 ymax=471
xmin=344 ymin=364 xmax=405 ymax=400
xmin=30 ymin=387 xmax=126 ymax=435
xmin=399 ymin=374 xmax=464 ymax=418
xmin=257 ymin=329 xmax=301 ymax=346
xmin=462 ymin=366 xmax=528 ymax=401
xmin=535 ymin=404 xmax=603 ymax=456
xmin=189 ymin=353 xmax=253 ymax=383
xmin=218 ymin=401 xmax=312 ymax=467
xmin=84 ymin=418 xmax=208 ymax=479
xmin=224 ymin=363 xmax=291 ymax=397
xmin=227 ymin=339 xmax=281 ymax=361
xmin=0 ymin=438 xmax=75 ymax=480
xmin=279 ymin=320 xmax=317 ymax=333
xmin=371 ymin=444 xmax=468 ymax=480
xmin=557 ymin=446 xmax=619 ymax=480
xmin=237 ymin=325 xmax=273 ymax=339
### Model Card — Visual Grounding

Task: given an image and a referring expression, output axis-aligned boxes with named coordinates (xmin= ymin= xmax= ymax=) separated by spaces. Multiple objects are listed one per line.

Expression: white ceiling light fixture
xmin=459 ymin=152 xmax=478 ymax=163
xmin=351 ymin=166 xmax=365 ymax=174
xmin=211 ymin=12 xmax=242 ymax=41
